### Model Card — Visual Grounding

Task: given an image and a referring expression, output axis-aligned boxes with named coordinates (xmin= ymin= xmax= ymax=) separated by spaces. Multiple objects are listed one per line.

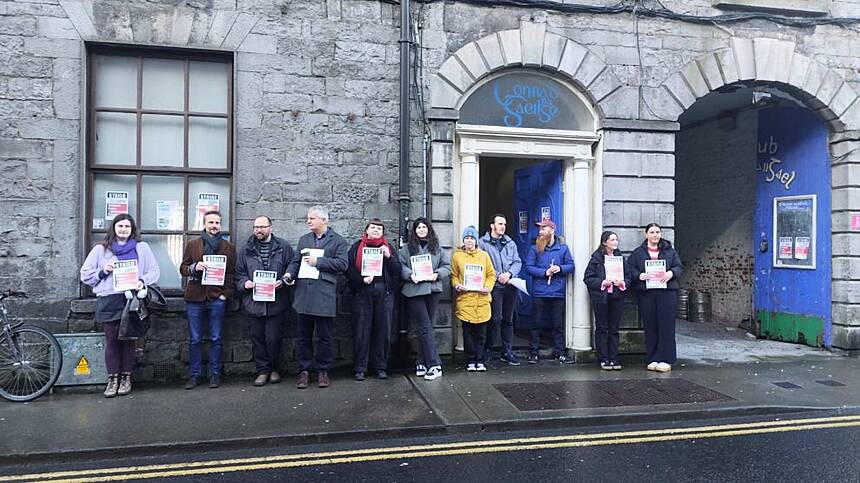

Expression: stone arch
xmin=429 ymin=21 xmax=631 ymax=120
xmin=645 ymin=37 xmax=860 ymax=131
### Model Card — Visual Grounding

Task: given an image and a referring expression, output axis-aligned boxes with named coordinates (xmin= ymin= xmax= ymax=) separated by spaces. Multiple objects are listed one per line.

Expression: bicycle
xmin=0 ymin=290 xmax=63 ymax=402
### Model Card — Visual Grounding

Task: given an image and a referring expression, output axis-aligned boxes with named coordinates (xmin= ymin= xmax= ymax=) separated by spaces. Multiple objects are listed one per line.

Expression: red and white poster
xmin=252 ymin=270 xmax=277 ymax=302
xmin=194 ymin=193 xmax=220 ymax=230
xmin=201 ymin=255 xmax=226 ymax=286
xmin=851 ymin=213 xmax=860 ymax=231
xmin=105 ymin=191 xmax=129 ymax=221
xmin=464 ymin=264 xmax=485 ymax=291
xmin=360 ymin=247 xmax=384 ymax=277
xmin=112 ymin=260 xmax=139 ymax=292
xmin=778 ymin=237 xmax=793 ymax=259
xmin=410 ymin=254 xmax=434 ymax=282
xmin=794 ymin=237 xmax=810 ymax=260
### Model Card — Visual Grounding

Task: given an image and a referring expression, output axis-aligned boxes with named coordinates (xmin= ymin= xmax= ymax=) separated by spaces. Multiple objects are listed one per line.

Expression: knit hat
xmin=461 ymin=225 xmax=479 ymax=242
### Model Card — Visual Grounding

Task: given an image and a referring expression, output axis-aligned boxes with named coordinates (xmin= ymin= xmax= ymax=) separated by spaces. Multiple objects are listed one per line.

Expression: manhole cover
xmin=493 ymin=378 xmax=734 ymax=411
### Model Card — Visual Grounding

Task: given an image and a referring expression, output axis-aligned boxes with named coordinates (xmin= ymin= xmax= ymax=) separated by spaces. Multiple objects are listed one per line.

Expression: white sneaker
xmin=416 ymin=364 xmax=427 ymax=377
xmin=476 ymin=363 xmax=487 ymax=372
xmin=466 ymin=363 xmax=476 ymax=372
xmin=656 ymin=362 xmax=672 ymax=373
xmin=424 ymin=366 xmax=442 ymax=380
xmin=647 ymin=362 xmax=659 ymax=371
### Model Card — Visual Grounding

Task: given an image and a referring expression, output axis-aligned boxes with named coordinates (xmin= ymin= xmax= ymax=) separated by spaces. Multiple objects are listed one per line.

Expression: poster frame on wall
xmin=772 ymin=194 xmax=816 ymax=270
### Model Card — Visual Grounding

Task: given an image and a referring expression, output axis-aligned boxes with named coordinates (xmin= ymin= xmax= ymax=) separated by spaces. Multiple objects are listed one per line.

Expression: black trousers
xmin=296 ymin=314 xmax=334 ymax=372
xmin=484 ymin=284 xmax=518 ymax=354
xmin=407 ymin=292 xmax=441 ymax=368
xmin=352 ymin=283 xmax=393 ymax=373
xmin=251 ymin=313 xmax=283 ymax=375
xmin=637 ymin=290 xmax=677 ymax=364
xmin=530 ymin=297 xmax=566 ymax=355
xmin=592 ymin=298 xmax=624 ymax=363
xmin=462 ymin=322 xmax=487 ymax=364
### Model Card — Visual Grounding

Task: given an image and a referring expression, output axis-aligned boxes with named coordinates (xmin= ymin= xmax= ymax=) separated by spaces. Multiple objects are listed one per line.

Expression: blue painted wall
xmin=754 ymin=107 xmax=831 ymax=347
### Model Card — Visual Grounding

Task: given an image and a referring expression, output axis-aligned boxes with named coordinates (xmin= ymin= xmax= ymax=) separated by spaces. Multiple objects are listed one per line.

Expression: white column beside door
xmin=454 ymin=153 xmax=480 ymax=351
xmin=567 ymin=157 xmax=593 ymax=351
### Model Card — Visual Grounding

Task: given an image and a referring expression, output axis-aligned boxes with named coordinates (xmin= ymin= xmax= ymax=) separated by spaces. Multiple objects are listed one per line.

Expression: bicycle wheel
xmin=0 ymin=326 xmax=63 ymax=402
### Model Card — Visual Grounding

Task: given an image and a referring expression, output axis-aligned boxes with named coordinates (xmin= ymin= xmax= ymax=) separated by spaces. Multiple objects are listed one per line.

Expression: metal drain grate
xmin=815 ymin=380 xmax=846 ymax=387
xmin=772 ymin=381 xmax=803 ymax=389
xmin=493 ymin=378 xmax=734 ymax=411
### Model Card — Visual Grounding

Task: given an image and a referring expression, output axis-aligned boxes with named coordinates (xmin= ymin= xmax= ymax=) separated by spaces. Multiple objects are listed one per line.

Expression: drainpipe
xmin=398 ymin=0 xmax=411 ymax=243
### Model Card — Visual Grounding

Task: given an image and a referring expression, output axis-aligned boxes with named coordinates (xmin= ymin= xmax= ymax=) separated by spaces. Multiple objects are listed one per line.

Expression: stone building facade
xmin=1 ymin=0 xmax=859 ymax=381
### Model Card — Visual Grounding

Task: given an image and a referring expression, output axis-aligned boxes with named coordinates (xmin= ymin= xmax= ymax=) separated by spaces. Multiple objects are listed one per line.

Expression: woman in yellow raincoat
xmin=451 ymin=226 xmax=496 ymax=372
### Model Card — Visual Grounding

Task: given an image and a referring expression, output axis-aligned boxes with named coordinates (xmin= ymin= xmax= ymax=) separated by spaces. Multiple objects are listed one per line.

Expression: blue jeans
xmin=186 ymin=298 xmax=226 ymax=377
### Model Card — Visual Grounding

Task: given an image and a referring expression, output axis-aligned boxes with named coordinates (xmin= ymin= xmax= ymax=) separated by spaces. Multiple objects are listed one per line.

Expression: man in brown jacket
xmin=180 ymin=211 xmax=236 ymax=389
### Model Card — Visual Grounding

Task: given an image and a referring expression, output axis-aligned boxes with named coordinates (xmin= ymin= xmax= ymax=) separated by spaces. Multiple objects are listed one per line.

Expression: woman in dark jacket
xmin=626 ymin=223 xmax=683 ymax=373
xmin=345 ymin=218 xmax=402 ymax=381
xmin=398 ymin=217 xmax=451 ymax=381
xmin=583 ymin=231 xmax=630 ymax=371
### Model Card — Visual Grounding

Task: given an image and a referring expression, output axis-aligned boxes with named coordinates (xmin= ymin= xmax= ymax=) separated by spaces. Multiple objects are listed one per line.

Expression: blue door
xmin=513 ymin=160 xmax=564 ymax=331
xmin=754 ymin=107 xmax=831 ymax=347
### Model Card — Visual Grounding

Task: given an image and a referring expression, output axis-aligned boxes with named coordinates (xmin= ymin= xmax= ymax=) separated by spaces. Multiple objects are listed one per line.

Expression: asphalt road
xmin=4 ymin=410 xmax=860 ymax=482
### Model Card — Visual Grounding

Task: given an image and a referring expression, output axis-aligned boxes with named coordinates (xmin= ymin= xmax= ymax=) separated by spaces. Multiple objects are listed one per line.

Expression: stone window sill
xmin=712 ymin=0 xmax=830 ymax=15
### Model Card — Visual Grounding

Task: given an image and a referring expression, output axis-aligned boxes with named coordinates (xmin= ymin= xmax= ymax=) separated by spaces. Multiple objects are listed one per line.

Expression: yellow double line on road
xmin=6 ymin=414 xmax=860 ymax=482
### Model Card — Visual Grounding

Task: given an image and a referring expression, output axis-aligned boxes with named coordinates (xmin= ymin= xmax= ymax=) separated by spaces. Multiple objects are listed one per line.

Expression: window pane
xmin=142 ymin=58 xmax=184 ymax=111
xmin=94 ymin=55 xmax=137 ymax=109
xmin=141 ymin=114 xmax=183 ymax=167
xmin=140 ymin=175 xmax=185 ymax=231
xmin=188 ymin=117 xmax=228 ymax=169
xmin=188 ymin=177 xmax=230 ymax=231
xmin=92 ymin=174 xmax=138 ymax=230
xmin=142 ymin=234 xmax=185 ymax=289
xmin=94 ymin=112 xmax=136 ymax=166
xmin=189 ymin=61 xmax=229 ymax=113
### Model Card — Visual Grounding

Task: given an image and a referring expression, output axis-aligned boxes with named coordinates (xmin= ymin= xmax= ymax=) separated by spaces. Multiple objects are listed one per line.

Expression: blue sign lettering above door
xmin=492 ymin=82 xmax=560 ymax=127
xmin=458 ymin=71 xmax=594 ymax=131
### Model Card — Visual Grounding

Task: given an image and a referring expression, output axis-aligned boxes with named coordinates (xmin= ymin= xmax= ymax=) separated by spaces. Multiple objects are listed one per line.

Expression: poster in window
xmin=105 ymin=191 xmax=129 ymax=221
xmin=773 ymin=195 xmax=816 ymax=269
xmin=194 ymin=193 xmax=220 ymax=230
xmin=156 ymin=200 xmax=183 ymax=230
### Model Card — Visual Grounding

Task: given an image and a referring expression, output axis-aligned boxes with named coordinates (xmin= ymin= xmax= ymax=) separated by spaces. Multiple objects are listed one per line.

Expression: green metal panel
xmin=757 ymin=310 xmax=824 ymax=347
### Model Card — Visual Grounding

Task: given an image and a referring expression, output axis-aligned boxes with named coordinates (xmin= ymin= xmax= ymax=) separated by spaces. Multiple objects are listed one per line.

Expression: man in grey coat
xmin=285 ymin=206 xmax=349 ymax=389
xmin=478 ymin=214 xmax=523 ymax=366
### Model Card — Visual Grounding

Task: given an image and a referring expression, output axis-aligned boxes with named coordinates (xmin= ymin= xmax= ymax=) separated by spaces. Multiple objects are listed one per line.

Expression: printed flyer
xmin=298 ymin=248 xmax=324 ymax=279
xmin=112 ymin=260 xmax=139 ymax=292
xmin=464 ymin=264 xmax=485 ymax=291
xmin=194 ymin=193 xmax=220 ymax=230
xmin=105 ymin=191 xmax=129 ymax=221
xmin=794 ymin=236 xmax=810 ymax=260
xmin=201 ymin=255 xmax=227 ymax=286
xmin=252 ymin=270 xmax=277 ymax=302
xmin=778 ymin=237 xmax=793 ymax=259
xmin=604 ymin=255 xmax=624 ymax=282
xmin=360 ymin=247 xmax=384 ymax=277
xmin=410 ymin=254 xmax=434 ymax=281
xmin=645 ymin=259 xmax=667 ymax=290
xmin=156 ymin=200 xmax=183 ymax=230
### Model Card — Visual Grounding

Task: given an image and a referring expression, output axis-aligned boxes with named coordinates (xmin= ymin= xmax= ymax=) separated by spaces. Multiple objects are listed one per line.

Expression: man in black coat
xmin=285 ymin=206 xmax=349 ymax=389
xmin=235 ymin=216 xmax=295 ymax=386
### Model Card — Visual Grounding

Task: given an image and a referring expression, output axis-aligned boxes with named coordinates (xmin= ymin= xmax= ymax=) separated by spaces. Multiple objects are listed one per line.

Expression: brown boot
xmin=104 ymin=374 xmax=119 ymax=398
xmin=296 ymin=370 xmax=309 ymax=389
xmin=318 ymin=370 xmax=330 ymax=388
xmin=117 ymin=373 xmax=132 ymax=396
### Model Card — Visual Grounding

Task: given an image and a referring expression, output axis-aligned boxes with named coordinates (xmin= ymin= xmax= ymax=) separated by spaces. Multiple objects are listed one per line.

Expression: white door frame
xmin=455 ymin=123 xmax=599 ymax=351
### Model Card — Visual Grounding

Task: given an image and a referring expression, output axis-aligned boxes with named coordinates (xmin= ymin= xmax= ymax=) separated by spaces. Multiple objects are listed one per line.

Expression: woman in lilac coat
xmin=81 ymin=214 xmax=159 ymax=398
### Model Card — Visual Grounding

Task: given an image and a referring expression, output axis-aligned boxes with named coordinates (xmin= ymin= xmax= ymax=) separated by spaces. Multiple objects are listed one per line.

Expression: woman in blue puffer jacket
xmin=524 ymin=219 xmax=575 ymax=364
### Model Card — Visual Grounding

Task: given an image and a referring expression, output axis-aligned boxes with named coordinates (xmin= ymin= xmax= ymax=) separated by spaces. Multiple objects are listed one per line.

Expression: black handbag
xmin=118 ymin=285 xmax=167 ymax=340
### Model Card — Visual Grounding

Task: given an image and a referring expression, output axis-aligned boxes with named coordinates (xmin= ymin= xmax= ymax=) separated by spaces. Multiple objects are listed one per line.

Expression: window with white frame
xmin=87 ymin=46 xmax=233 ymax=291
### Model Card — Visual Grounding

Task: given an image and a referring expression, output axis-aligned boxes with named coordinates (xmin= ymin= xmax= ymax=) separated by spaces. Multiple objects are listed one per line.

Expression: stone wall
xmin=675 ymin=109 xmax=757 ymax=325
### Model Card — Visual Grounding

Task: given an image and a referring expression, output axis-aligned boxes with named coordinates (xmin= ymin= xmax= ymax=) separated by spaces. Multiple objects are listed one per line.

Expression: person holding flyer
xmin=478 ymin=214 xmax=523 ymax=366
xmin=524 ymin=219 xmax=575 ymax=364
xmin=179 ymin=211 xmax=235 ymax=389
xmin=80 ymin=214 xmax=159 ymax=398
xmin=627 ymin=223 xmax=683 ymax=373
xmin=398 ymin=217 xmax=451 ymax=381
xmin=345 ymin=219 xmax=402 ymax=381
xmin=235 ymin=216 xmax=295 ymax=387
xmin=451 ymin=226 xmax=496 ymax=372
xmin=583 ymin=231 xmax=630 ymax=371
xmin=285 ymin=206 xmax=349 ymax=389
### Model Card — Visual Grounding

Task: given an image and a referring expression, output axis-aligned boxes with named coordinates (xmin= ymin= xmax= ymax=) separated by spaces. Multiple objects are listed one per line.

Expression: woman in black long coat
xmin=583 ymin=231 xmax=630 ymax=371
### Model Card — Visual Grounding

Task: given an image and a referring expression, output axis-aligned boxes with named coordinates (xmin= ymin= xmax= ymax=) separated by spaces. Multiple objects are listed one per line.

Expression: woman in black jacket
xmin=626 ymin=223 xmax=683 ymax=373
xmin=345 ymin=218 xmax=402 ymax=381
xmin=583 ymin=231 xmax=629 ymax=371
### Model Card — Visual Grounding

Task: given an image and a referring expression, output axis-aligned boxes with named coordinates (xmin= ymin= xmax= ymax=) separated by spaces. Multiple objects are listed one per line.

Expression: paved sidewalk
xmin=1 ymin=321 xmax=856 ymax=463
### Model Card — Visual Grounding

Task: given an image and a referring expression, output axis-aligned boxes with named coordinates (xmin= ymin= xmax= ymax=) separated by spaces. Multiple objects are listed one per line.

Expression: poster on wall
xmin=519 ymin=211 xmax=528 ymax=234
xmin=105 ymin=191 xmax=129 ymax=221
xmin=540 ymin=206 xmax=551 ymax=221
xmin=773 ymin=195 xmax=816 ymax=269
xmin=194 ymin=193 xmax=220 ymax=230
xmin=156 ymin=200 xmax=183 ymax=230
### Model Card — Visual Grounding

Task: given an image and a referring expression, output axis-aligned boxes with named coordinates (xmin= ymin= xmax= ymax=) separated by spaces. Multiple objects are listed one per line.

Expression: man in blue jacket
xmin=478 ymin=214 xmax=523 ymax=366
xmin=524 ymin=219 xmax=575 ymax=364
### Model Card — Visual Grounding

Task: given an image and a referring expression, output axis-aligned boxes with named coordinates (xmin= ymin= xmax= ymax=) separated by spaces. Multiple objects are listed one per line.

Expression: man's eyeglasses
xmin=253 ymin=225 xmax=271 ymax=230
